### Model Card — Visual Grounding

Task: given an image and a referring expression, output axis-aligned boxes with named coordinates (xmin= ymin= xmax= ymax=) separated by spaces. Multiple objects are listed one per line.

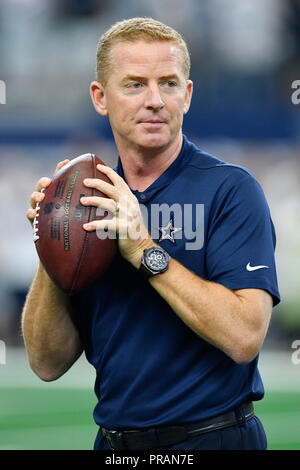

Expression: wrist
xmin=128 ymin=239 xmax=158 ymax=270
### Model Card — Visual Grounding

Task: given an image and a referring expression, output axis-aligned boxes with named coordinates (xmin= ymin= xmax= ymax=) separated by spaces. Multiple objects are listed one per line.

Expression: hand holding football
xmin=33 ymin=153 xmax=117 ymax=294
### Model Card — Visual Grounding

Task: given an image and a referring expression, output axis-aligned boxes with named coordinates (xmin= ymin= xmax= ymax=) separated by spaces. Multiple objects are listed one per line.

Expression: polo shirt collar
xmin=114 ymin=135 xmax=192 ymax=202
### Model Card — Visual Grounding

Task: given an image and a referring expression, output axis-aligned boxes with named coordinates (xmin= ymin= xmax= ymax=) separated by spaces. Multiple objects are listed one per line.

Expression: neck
xmin=117 ymin=134 xmax=183 ymax=192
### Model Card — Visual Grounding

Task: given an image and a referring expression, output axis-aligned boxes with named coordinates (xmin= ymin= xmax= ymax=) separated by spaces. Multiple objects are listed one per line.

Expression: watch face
xmin=145 ymin=248 xmax=169 ymax=272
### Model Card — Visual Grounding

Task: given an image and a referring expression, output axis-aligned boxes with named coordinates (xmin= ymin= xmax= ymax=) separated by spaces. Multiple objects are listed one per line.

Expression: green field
xmin=0 ymin=387 xmax=97 ymax=450
xmin=1 ymin=348 xmax=300 ymax=450
xmin=0 ymin=387 xmax=299 ymax=450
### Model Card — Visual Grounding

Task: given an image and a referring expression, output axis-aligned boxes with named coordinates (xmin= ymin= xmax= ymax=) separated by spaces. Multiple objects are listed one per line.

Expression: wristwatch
xmin=139 ymin=246 xmax=170 ymax=278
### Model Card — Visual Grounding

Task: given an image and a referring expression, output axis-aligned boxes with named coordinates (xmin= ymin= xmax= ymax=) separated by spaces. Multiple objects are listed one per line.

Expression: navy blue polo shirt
xmin=72 ymin=135 xmax=280 ymax=430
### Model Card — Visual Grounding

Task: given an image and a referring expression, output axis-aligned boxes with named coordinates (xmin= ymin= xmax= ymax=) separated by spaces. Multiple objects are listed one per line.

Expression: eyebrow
xmin=159 ymin=74 xmax=181 ymax=82
xmin=120 ymin=74 xmax=181 ymax=84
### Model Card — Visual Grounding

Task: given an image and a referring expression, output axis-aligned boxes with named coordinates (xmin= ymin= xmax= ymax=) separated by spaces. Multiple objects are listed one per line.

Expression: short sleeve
xmin=206 ymin=171 xmax=280 ymax=306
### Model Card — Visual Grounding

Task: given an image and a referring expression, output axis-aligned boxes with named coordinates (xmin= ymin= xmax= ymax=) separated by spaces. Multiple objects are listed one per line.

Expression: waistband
xmin=101 ymin=401 xmax=255 ymax=450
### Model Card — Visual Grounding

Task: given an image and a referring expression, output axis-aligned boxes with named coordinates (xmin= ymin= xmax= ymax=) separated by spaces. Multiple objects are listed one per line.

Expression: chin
xmin=136 ymin=133 xmax=170 ymax=150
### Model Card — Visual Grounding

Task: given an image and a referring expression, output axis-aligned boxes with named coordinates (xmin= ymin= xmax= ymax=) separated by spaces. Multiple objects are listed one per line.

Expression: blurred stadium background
xmin=0 ymin=0 xmax=300 ymax=450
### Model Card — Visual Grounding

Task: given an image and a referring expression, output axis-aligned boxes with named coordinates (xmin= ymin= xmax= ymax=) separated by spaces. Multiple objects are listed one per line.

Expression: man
xmin=23 ymin=18 xmax=280 ymax=450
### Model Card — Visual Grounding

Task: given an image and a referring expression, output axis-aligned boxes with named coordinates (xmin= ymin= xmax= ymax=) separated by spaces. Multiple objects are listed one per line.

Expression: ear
xmin=183 ymin=80 xmax=193 ymax=115
xmin=90 ymin=81 xmax=108 ymax=116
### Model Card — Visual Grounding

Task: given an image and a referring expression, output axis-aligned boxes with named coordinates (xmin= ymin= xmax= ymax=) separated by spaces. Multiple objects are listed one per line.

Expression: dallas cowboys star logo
xmin=158 ymin=218 xmax=182 ymax=243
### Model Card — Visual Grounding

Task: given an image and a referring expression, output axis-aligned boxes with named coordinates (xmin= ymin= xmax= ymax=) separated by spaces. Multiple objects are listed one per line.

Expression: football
xmin=33 ymin=153 xmax=117 ymax=294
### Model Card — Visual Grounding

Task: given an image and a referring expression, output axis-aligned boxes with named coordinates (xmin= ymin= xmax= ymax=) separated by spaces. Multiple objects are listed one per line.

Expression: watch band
xmin=139 ymin=261 xmax=156 ymax=278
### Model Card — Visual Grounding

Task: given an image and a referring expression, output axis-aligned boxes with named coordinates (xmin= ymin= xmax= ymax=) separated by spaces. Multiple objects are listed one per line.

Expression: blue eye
xmin=130 ymin=82 xmax=144 ymax=89
xmin=161 ymin=81 xmax=177 ymax=88
xmin=124 ymin=82 xmax=143 ymax=90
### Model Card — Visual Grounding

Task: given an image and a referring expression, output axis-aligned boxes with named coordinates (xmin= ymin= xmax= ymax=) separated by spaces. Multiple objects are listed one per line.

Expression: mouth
xmin=138 ymin=119 xmax=167 ymax=128
xmin=137 ymin=116 xmax=167 ymax=124
xmin=141 ymin=120 xmax=165 ymax=124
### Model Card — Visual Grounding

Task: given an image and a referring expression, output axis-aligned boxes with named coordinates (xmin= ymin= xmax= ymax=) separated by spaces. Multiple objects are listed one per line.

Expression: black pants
xmin=94 ymin=415 xmax=267 ymax=450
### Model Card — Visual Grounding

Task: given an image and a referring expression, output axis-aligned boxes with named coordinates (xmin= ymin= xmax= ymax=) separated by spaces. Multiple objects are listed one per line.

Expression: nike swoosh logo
xmin=246 ymin=262 xmax=269 ymax=272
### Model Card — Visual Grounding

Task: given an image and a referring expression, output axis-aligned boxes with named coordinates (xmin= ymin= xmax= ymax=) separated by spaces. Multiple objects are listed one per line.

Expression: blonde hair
xmin=96 ymin=17 xmax=191 ymax=85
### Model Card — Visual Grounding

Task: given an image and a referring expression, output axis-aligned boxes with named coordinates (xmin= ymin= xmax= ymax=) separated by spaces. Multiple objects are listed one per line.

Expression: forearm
xmin=147 ymin=257 xmax=269 ymax=364
xmin=22 ymin=262 xmax=82 ymax=381
xmin=81 ymin=165 xmax=271 ymax=364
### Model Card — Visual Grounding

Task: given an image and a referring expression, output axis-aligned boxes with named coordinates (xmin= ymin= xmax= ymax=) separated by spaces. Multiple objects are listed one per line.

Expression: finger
xmin=80 ymin=195 xmax=117 ymax=214
xmin=35 ymin=177 xmax=52 ymax=193
xmin=83 ymin=178 xmax=118 ymax=201
xmin=26 ymin=208 xmax=36 ymax=225
xmin=96 ymin=164 xmax=130 ymax=192
xmin=83 ymin=217 xmax=118 ymax=234
xmin=83 ymin=217 xmax=131 ymax=240
xmin=54 ymin=159 xmax=70 ymax=175
xmin=29 ymin=190 xmax=46 ymax=209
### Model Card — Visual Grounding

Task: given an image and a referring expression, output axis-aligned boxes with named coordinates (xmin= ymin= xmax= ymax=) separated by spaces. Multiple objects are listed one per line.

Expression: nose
xmin=144 ymin=83 xmax=164 ymax=110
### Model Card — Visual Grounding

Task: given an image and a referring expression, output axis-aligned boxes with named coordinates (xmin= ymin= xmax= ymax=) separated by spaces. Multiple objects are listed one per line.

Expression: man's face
xmin=91 ymin=40 xmax=193 ymax=152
